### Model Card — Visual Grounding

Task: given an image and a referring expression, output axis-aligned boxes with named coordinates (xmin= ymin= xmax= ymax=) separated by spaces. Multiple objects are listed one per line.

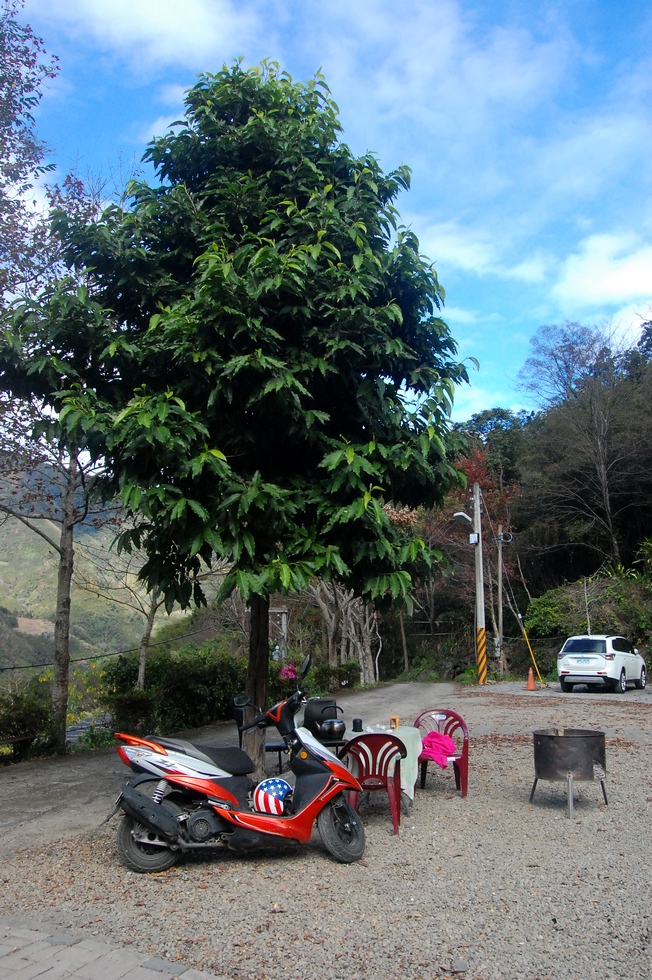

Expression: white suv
xmin=557 ymin=635 xmax=647 ymax=693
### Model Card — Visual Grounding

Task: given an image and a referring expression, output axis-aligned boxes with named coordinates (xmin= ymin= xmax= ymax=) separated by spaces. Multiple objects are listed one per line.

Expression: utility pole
xmin=455 ymin=483 xmax=487 ymax=684
xmin=472 ymin=482 xmax=487 ymax=684
xmin=497 ymin=525 xmax=504 ymax=675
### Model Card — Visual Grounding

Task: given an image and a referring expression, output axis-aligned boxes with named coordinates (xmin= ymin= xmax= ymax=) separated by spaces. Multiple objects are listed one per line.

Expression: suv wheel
xmin=559 ymin=677 xmax=573 ymax=693
xmin=616 ymin=669 xmax=627 ymax=694
xmin=635 ymin=666 xmax=647 ymax=690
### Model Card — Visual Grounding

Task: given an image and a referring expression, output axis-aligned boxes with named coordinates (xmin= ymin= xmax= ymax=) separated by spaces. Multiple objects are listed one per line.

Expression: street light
xmin=454 ymin=481 xmax=487 ymax=685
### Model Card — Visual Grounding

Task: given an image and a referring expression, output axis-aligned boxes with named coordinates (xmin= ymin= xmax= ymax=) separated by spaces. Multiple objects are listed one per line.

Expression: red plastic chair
xmin=338 ymin=733 xmax=407 ymax=834
xmin=413 ymin=708 xmax=469 ymax=797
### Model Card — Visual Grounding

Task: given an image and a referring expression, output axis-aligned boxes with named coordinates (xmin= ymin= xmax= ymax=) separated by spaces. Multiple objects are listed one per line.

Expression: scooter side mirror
xmin=298 ymin=654 xmax=311 ymax=683
xmin=233 ymin=695 xmax=251 ymax=709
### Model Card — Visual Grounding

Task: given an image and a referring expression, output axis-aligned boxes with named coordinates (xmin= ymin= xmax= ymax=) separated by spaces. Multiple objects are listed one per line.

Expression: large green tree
xmin=3 ymin=64 xmax=469 ymax=766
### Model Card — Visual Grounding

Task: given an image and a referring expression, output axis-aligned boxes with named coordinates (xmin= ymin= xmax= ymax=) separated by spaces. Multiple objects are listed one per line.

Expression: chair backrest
xmin=303 ymin=697 xmax=340 ymax=740
xmin=339 ymin=733 xmax=406 ymax=790
xmin=413 ymin=708 xmax=468 ymax=755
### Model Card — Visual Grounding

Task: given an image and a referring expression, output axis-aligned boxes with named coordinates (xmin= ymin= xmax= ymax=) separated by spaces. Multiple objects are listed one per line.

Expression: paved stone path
xmin=0 ymin=916 xmax=225 ymax=980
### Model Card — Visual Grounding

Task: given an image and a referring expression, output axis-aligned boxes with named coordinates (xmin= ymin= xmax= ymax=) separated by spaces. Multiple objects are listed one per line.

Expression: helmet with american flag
xmin=253 ymin=778 xmax=293 ymax=814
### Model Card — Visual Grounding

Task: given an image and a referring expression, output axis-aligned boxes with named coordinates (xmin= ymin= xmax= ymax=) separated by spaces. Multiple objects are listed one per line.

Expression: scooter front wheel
xmin=317 ymin=794 xmax=366 ymax=863
xmin=117 ymin=814 xmax=180 ymax=873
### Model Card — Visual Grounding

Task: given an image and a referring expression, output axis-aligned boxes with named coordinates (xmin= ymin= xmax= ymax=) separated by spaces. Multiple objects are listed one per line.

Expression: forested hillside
xmin=473 ymin=321 xmax=652 ymax=588
xmin=0 ymin=519 xmax=153 ymax=669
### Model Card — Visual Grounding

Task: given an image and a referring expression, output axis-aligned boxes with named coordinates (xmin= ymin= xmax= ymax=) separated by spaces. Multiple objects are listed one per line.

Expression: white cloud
xmin=26 ymin=0 xmax=260 ymax=68
xmin=533 ymin=115 xmax=651 ymax=202
xmin=419 ymin=220 xmax=552 ymax=284
xmin=419 ymin=221 xmax=498 ymax=276
xmin=135 ymin=114 xmax=181 ymax=145
xmin=503 ymin=253 xmax=551 ymax=284
xmin=553 ymin=233 xmax=652 ymax=307
xmin=134 ymin=86 xmax=191 ymax=143
xmin=22 ymin=0 xmax=652 ymax=421
xmin=315 ymin=0 xmax=573 ymax=127
xmin=442 ymin=305 xmax=481 ymax=326
xmin=605 ymin=306 xmax=651 ymax=348
xmin=158 ymin=84 xmax=189 ymax=108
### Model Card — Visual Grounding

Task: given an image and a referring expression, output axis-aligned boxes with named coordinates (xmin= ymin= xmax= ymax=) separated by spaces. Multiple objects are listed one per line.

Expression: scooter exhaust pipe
xmin=120 ymin=784 xmax=180 ymax=841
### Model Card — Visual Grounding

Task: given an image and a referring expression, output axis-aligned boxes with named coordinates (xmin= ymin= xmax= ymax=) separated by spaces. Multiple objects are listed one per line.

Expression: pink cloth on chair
xmin=420 ymin=730 xmax=457 ymax=769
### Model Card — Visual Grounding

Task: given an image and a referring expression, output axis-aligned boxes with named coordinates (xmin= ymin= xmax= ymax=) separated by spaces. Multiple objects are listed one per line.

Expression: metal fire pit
xmin=530 ymin=728 xmax=607 ymax=819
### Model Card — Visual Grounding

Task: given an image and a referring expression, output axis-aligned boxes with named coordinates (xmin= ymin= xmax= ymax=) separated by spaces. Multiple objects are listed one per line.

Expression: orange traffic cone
xmin=526 ymin=667 xmax=535 ymax=691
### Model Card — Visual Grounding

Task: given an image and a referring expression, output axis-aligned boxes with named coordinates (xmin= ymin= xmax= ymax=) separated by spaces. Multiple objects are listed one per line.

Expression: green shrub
xmin=525 ymin=576 xmax=652 ymax=644
xmin=0 ymin=606 xmax=18 ymax=629
xmin=76 ymin=723 xmax=115 ymax=749
xmin=455 ymin=665 xmax=478 ymax=685
xmin=267 ymin=657 xmax=291 ymax=703
xmin=0 ymin=676 xmax=51 ymax=760
xmin=99 ymin=643 xmax=363 ymax=734
xmin=100 ymin=642 xmax=248 ymax=734
xmin=107 ymin=691 xmax=158 ymax=735
xmin=310 ymin=660 xmax=361 ymax=694
xmin=503 ymin=637 xmax=559 ymax=679
xmin=524 ymin=590 xmax=566 ymax=637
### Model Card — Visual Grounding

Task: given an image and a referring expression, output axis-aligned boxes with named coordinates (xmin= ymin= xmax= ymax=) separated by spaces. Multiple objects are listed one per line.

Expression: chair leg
xmin=453 ymin=760 xmax=461 ymax=791
xmin=386 ymin=765 xmax=401 ymax=834
xmin=419 ymin=760 xmax=428 ymax=790
xmin=454 ymin=756 xmax=469 ymax=797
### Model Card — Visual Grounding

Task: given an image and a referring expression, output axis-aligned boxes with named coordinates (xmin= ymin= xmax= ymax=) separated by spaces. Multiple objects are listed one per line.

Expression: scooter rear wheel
xmin=317 ymin=795 xmax=365 ymax=863
xmin=117 ymin=813 xmax=180 ymax=873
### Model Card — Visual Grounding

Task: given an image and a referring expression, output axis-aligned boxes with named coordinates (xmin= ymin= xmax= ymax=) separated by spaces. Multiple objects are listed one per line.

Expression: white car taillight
xmin=605 ymin=653 xmax=615 ymax=660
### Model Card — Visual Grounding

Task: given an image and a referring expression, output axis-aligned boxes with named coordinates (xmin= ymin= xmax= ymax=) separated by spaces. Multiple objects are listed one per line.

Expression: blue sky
xmin=23 ymin=0 xmax=652 ymax=421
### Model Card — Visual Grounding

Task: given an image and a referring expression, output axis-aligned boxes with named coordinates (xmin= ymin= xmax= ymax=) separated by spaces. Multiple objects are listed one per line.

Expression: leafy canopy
xmin=4 ymin=62 xmax=470 ymax=610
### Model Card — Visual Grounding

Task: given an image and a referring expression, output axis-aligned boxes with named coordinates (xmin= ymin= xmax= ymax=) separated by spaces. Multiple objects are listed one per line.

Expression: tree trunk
xmin=310 ymin=582 xmax=340 ymax=667
xmin=362 ymin=604 xmax=378 ymax=684
xmin=339 ymin=590 xmax=355 ymax=663
xmin=50 ymin=459 xmax=77 ymax=754
xmin=399 ymin=610 xmax=409 ymax=674
xmin=137 ymin=589 xmax=161 ymax=690
xmin=243 ymin=592 xmax=270 ymax=778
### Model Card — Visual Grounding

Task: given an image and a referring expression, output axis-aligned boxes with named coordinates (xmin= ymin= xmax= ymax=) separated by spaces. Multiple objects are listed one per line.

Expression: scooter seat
xmin=196 ymin=744 xmax=255 ymax=775
xmin=145 ymin=736 xmax=255 ymax=775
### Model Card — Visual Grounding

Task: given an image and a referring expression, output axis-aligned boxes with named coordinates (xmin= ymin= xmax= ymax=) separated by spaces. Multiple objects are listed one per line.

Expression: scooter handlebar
xmin=237 ymin=690 xmax=307 ymax=733
xmin=240 ymin=715 xmax=268 ymax=732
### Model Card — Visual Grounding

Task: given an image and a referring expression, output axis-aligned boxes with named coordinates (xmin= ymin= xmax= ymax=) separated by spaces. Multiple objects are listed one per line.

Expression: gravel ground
xmin=1 ymin=684 xmax=651 ymax=980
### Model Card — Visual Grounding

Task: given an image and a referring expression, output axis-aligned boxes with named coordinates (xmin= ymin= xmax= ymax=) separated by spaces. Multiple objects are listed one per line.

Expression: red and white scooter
xmin=110 ymin=656 xmax=365 ymax=872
